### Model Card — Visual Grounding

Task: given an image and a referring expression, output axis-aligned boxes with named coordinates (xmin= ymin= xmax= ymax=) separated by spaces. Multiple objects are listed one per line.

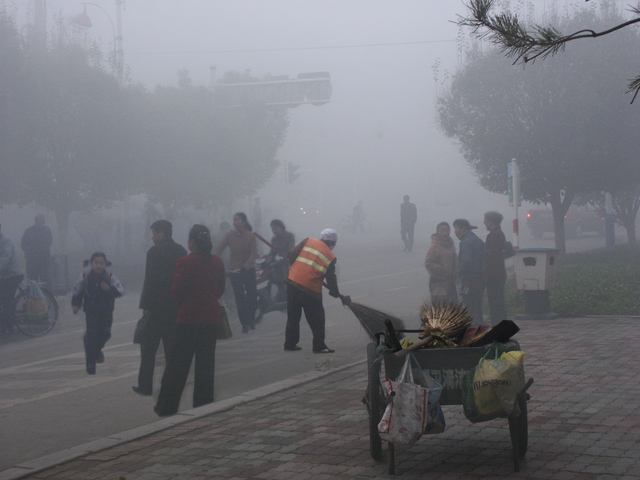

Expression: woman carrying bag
xmin=154 ymin=225 xmax=226 ymax=417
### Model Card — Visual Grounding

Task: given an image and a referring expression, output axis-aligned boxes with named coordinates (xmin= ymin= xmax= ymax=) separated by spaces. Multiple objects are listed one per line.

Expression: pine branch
xmin=458 ymin=0 xmax=640 ymax=102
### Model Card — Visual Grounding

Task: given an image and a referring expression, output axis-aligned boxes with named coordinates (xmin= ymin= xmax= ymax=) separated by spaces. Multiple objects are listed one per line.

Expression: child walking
xmin=72 ymin=252 xmax=124 ymax=375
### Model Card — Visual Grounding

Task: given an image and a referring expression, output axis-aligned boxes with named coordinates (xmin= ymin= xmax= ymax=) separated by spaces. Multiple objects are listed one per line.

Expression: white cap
xmin=320 ymin=228 xmax=338 ymax=243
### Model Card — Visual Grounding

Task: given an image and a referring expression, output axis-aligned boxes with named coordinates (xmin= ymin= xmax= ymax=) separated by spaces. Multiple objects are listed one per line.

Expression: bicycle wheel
xmin=15 ymin=288 xmax=59 ymax=337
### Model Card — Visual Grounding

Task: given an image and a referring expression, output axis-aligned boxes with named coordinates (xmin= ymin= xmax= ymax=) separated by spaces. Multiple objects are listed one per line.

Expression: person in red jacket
xmin=154 ymin=225 xmax=225 ymax=417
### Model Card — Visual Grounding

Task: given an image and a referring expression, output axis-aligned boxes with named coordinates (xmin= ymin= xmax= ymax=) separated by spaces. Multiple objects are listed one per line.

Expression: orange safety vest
xmin=288 ymin=238 xmax=336 ymax=293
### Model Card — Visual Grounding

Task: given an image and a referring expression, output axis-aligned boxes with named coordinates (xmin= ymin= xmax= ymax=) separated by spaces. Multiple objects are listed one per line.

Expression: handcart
xmin=347 ymin=300 xmax=533 ymax=475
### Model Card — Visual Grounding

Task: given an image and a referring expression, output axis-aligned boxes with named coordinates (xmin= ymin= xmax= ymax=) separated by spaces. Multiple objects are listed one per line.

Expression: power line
xmin=126 ymin=39 xmax=457 ymax=56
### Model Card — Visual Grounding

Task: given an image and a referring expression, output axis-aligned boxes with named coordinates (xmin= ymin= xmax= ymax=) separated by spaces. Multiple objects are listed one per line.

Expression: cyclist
xmin=0 ymin=222 xmax=24 ymax=336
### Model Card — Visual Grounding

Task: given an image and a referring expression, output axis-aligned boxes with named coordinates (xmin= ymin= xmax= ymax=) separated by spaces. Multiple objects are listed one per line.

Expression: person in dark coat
xmin=154 ymin=225 xmax=225 ymax=416
xmin=268 ymin=219 xmax=295 ymax=302
xmin=484 ymin=211 xmax=508 ymax=325
xmin=21 ymin=214 xmax=52 ymax=289
xmin=454 ymin=218 xmax=486 ymax=325
xmin=400 ymin=195 xmax=418 ymax=252
xmin=133 ymin=220 xmax=187 ymax=396
xmin=72 ymin=252 xmax=124 ymax=374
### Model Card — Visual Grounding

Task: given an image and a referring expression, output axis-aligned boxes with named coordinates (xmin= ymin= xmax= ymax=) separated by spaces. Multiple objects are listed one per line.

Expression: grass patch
xmin=505 ymin=245 xmax=640 ymax=317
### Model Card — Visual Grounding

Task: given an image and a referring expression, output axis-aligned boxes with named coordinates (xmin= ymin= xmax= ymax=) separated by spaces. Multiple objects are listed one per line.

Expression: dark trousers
xmin=285 ymin=286 xmax=327 ymax=351
xmin=229 ymin=268 xmax=257 ymax=327
xmin=401 ymin=224 xmax=415 ymax=251
xmin=0 ymin=275 xmax=23 ymax=332
xmin=156 ymin=324 xmax=217 ymax=416
xmin=462 ymin=290 xmax=485 ymax=326
xmin=84 ymin=312 xmax=113 ymax=365
xmin=137 ymin=317 xmax=177 ymax=393
xmin=26 ymin=256 xmax=51 ymax=290
xmin=486 ymin=278 xmax=507 ymax=326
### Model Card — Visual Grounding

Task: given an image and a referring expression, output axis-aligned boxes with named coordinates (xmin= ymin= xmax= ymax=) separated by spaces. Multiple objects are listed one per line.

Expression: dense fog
xmin=2 ymin=0 xmax=633 ymax=274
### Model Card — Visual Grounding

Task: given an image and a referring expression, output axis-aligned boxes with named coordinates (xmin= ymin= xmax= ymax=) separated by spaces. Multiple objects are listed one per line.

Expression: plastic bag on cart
xmin=377 ymin=354 xmax=429 ymax=445
xmin=462 ymin=348 xmax=525 ymax=423
xmin=411 ymin=359 xmax=446 ymax=434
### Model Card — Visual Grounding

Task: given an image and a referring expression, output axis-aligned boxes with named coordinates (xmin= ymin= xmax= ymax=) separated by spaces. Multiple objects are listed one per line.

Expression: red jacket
xmin=171 ymin=253 xmax=225 ymax=325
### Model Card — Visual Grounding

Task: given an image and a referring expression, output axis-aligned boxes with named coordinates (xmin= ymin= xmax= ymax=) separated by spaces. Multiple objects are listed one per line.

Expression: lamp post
xmin=73 ymin=1 xmax=124 ymax=85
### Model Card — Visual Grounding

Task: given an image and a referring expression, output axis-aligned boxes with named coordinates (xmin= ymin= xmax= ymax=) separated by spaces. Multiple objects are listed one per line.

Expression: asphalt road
xmin=0 ymin=228 xmax=614 ymax=470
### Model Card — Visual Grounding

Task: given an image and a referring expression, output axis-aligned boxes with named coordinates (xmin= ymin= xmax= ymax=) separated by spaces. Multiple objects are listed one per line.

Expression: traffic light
xmin=288 ymin=163 xmax=301 ymax=184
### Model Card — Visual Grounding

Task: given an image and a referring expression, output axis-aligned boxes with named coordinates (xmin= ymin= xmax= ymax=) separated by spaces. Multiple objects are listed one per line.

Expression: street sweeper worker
xmin=283 ymin=228 xmax=341 ymax=354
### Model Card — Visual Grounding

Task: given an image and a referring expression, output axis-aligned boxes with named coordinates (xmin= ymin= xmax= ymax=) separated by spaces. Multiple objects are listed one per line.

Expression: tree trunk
xmin=160 ymin=200 xmax=176 ymax=221
xmin=549 ymin=190 xmax=575 ymax=252
xmin=54 ymin=209 xmax=70 ymax=254
xmin=623 ymin=218 xmax=637 ymax=245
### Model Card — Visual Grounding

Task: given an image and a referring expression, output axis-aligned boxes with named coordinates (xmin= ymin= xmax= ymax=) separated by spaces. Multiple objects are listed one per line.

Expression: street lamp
xmin=72 ymin=1 xmax=124 ymax=85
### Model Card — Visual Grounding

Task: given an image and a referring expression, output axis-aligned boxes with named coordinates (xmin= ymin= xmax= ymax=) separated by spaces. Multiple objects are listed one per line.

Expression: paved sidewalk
xmin=2 ymin=317 xmax=640 ymax=480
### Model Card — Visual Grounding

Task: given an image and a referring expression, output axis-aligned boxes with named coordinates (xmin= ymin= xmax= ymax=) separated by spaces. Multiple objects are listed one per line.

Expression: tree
xmin=459 ymin=0 xmax=640 ymax=101
xmin=0 ymin=13 xmax=136 ymax=251
xmin=134 ymin=70 xmax=288 ymax=220
xmin=438 ymin=7 xmax=640 ymax=251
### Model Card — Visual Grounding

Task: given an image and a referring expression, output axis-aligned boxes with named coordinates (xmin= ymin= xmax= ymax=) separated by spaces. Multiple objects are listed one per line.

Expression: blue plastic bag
xmin=411 ymin=356 xmax=446 ymax=434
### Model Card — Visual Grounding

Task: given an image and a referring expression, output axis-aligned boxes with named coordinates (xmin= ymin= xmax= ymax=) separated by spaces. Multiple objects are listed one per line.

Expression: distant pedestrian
xmin=453 ymin=219 xmax=485 ymax=325
xmin=425 ymin=222 xmax=458 ymax=304
xmin=284 ymin=228 xmax=342 ymax=353
xmin=71 ymin=252 xmax=124 ymax=375
xmin=400 ymin=195 xmax=417 ymax=252
xmin=154 ymin=225 xmax=225 ymax=417
xmin=0 ymin=222 xmax=24 ymax=336
xmin=214 ymin=212 xmax=258 ymax=333
xmin=484 ymin=211 xmax=508 ymax=325
xmin=352 ymin=201 xmax=365 ymax=233
xmin=21 ymin=214 xmax=52 ymax=289
xmin=133 ymin=220 xmax=187 ymax=396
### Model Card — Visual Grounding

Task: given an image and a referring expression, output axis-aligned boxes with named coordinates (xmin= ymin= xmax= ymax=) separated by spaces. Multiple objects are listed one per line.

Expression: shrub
xmin=505 ymin=245 xmax=640 ymax=317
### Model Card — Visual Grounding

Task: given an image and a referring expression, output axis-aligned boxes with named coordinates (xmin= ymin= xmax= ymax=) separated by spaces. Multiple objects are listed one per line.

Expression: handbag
xmin=377 ymin=354 xmax=430 ymax=445
xmin=214 ymin=306 xmax=232 ymax=340
xmin=133 ymin=315 xmax=150 ymax=344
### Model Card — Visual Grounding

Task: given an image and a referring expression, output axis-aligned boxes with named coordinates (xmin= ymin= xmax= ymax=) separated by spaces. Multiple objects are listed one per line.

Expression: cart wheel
xmin=366 ymin=342 xmax=384 ymax=461
xmin=509 ymin=394 xmax=528 ymax=471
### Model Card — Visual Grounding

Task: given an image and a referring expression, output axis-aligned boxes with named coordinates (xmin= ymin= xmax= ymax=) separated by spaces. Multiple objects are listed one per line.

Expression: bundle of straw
xmin=419 ymin=301 xmax=472 ymax=343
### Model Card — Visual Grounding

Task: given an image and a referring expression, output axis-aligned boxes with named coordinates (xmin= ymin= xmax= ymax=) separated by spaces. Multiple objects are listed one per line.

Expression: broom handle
xmin=394 ymin=335 xmax=434 ymax=358
xmin=253 ymin=232 xmax=286 ymax=257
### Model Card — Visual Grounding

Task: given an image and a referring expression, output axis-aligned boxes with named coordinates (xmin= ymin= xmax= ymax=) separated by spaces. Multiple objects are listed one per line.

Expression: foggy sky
xmin=12 ymin=0 xmax=617 ymax=236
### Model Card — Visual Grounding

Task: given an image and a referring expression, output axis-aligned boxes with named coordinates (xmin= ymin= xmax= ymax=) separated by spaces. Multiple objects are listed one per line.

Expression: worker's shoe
xmin=96 ymin=350 xmax=105 ymax=364
xmin=313 ymin=347 xmax=335 ymax=354
xmin=132 ymin=386 xmax=152 ymax=396
xmin=284 ymin=345 xmax=302 ymax=351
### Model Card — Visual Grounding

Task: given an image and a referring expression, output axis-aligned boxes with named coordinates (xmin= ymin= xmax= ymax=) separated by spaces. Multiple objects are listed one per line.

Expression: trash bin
xmin=49 ymin=254 xmax=70 ymax=296
xmin=514 ymin=248 xmax=560 ymax=319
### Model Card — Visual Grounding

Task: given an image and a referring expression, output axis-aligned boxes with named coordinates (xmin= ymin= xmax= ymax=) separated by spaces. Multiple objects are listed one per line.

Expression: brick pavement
xmin=3 ymin=317 xmax=640 ymax=480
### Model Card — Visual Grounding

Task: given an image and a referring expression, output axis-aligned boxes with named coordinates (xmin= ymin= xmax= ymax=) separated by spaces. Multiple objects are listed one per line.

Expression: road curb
xmin=0 ymin=359 xmax=366 ymax=480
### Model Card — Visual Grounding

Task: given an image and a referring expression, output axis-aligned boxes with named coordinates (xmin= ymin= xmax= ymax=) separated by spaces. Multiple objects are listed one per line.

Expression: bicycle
xmin=7 ymin=280 xmax=59 ymax=337
xmin=338 ymin=214 xmax=371 ymax=234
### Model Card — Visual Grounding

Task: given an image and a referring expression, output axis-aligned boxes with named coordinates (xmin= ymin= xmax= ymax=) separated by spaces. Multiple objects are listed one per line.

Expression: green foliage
xmin=506 ymin=246 xmax=640 ymax=316
xmin=131 ymin=71 xmax=288 ymax=219
xmin=438 ymin=7 xmax=640 ymax=251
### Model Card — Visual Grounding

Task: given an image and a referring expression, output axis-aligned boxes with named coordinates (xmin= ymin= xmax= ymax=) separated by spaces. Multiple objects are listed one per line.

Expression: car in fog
xmin=526 ymin=206 xmax=604 ymax=238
